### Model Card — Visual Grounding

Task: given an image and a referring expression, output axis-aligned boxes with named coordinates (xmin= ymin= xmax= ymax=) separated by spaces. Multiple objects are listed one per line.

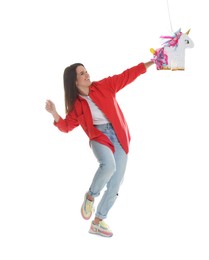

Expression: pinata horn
xmin=185 ymin=29 xmax=191 ymax=35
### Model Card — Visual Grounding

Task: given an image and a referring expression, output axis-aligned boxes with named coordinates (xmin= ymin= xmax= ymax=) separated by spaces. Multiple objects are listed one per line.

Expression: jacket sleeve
xmin=103 ymin=62 xmax=147 ymax=93
xmin=54 ymin=111 xmax=79 ymax=133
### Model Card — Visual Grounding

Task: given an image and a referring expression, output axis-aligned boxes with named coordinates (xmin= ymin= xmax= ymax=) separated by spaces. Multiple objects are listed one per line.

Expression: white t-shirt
xmin=80 ymin=95 xmax=110 ymax=125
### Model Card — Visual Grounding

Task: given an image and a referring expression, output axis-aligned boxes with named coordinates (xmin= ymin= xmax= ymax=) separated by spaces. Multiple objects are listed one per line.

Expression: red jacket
xmin=54 ymin=62 xmax=147 ymax=154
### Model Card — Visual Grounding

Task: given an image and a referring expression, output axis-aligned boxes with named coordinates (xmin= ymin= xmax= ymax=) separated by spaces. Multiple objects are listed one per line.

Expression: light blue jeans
xmin=89 ymin=123 xmax=128 ymax=219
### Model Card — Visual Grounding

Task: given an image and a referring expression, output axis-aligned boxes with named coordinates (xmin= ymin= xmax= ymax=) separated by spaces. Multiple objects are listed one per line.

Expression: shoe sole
xmin=89 ymin=227 xmax=113 ymax=237
xmin=81 ymin=204 xmax=92 ymax=220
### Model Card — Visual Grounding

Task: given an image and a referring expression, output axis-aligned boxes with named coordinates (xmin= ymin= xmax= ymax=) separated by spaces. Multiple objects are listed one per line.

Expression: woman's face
xmin=76 ymin=65 xmax=91 ymax=89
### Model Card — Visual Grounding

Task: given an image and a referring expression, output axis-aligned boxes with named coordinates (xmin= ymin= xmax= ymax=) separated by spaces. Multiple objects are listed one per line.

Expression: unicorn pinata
xmin=150 ymin=28 xmax=194 ymax=70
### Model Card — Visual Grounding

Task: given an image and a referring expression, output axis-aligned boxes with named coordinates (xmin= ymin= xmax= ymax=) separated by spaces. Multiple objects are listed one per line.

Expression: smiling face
xmin=75 ymin=65 xmax=92 ymax=94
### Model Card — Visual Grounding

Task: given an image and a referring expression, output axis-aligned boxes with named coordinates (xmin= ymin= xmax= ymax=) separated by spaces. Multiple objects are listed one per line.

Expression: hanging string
xmin=166 ymin=0 xmax=174 ymax=33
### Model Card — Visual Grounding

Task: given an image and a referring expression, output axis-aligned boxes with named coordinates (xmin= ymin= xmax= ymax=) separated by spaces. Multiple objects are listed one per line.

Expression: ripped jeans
xmin=89 ymin=123 xmax=128 ymax=220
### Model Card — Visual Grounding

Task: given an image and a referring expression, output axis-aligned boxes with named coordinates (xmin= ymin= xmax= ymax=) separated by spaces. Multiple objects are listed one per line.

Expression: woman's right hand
xmin=45 ymin=100 xmax=60 ymax=122
xmin=45 ymin=100 xmax=56 ymax=114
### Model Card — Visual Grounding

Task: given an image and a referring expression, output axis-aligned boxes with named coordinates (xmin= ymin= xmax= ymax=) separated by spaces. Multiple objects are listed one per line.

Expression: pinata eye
xmin=185 ymin=40 xmax=189 ymax=44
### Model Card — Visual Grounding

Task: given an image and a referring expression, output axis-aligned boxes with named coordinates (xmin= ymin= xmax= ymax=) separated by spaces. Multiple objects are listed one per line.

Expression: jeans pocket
xmin=95 ymin=124 xmax=106 ymax=133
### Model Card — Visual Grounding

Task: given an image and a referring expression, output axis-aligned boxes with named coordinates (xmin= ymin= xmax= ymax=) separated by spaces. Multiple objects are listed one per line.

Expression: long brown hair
xmin=63 ymin=63 xmax=84 ymax=114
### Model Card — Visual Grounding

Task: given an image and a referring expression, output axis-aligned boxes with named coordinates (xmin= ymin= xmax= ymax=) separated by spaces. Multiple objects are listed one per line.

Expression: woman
xmin=45 ymin=60 xmax=154 ymax=237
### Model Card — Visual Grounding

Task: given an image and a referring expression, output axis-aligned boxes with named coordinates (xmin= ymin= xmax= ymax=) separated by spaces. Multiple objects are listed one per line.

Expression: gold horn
xmin=185 ymin=29 xmax=191 ymax=35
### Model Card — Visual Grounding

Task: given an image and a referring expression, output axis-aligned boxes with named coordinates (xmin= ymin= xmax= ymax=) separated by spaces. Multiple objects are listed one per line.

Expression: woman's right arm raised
xmin=45 ymin=100 xmax=60 ymax=123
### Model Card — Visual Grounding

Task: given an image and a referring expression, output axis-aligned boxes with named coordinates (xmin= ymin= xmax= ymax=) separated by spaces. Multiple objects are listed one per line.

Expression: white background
xmin=0 ymin=0 xmax=209 ymax=259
